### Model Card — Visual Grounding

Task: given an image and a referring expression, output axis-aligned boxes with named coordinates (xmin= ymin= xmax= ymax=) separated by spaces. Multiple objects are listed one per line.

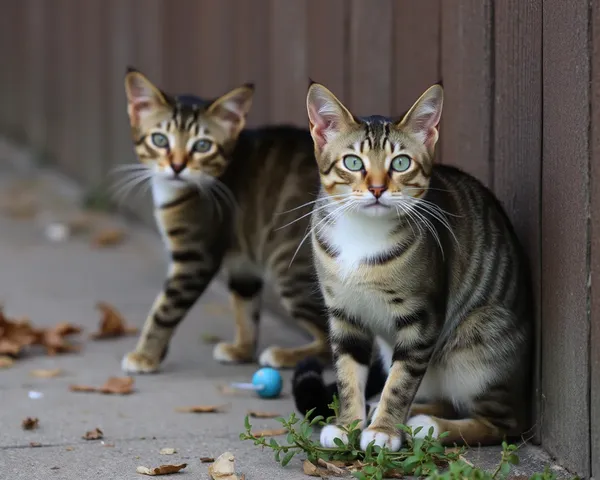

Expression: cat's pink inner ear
xmin=125 ymin=74 xmax=164 ymax=126
xmin=308 ymin=103 xmax=331 ymax=150
xmin=209 ymin=88 xmax=253 ymax=136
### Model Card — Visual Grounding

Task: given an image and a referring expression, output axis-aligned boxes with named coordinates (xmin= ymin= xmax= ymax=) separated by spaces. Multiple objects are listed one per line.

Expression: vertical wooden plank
xmin=269 ymin=0 xmax=308 ymax=125
xmin=440 ymin=0 xmax=492 ymax=186
xmin=2 ymin=2 xmax=26 ymax=134
xmin=393 ymin=1 xmax=440 ymax=117
xmin=541 ymin=0 xmax=590 ymax=475
xmin=24 ymin=0 xmax=47 ymax=149
xmin=76 ymin=0 xmax=108 ymax=184
xmin=348 ymin=0 xmax=393 ymax=116
xmin=106 ymin=0 xmax=135 ymax=174
xmin=234 ymin=0 xmax=270 ymax=127
xmin=493 ymin=0 xmax=543 ymax=444
xmin=590 ymin=1 xmax=600 ymax=477
xmin=307 ymin=0 xmax=348 ymax=109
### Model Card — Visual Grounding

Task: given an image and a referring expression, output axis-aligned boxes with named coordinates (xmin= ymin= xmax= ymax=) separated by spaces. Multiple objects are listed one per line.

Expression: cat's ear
xmin=207 ymin=84 xmax=254 ymax=137
xmin=398 ymin=84 xmax=444 ymax=153
xmin=124 ymin=67 xmax=169 ymax=127
xmin=306 ymin=83 xmax=356 ymax=151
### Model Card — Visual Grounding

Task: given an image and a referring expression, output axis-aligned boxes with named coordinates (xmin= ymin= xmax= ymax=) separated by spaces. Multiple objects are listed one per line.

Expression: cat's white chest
xmin=324 ymin=214 xmax=397 ymax=278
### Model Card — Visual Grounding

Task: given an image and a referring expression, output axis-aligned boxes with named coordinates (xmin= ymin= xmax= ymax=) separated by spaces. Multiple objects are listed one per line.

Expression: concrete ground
xmin=0 ymin=143 xmax=570 ymax=479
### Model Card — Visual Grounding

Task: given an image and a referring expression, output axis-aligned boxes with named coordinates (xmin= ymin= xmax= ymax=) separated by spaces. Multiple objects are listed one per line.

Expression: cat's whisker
xmin=275 ymin=193 xmax=354 ymax=216
xmin=110 ymin=172 xmax=154 ymax=205
xmin=289 ymin=201 xmax=353 ymax=268
xmin=409 ymin=200 xmax=459 ymax=249
xmin=109 ymin=164 xmax=150 ymax=175
xmin=275 ymin=200 xmax=345 ymax=231
xmin=410 ymin=196 xmax=462 ymax=218
xmin=408 ymin=205 xmax=445 ymax=259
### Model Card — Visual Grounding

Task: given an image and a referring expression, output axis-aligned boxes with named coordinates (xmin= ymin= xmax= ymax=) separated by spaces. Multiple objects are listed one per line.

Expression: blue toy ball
xmin=252 ymin=367 xmax=283 ymax=399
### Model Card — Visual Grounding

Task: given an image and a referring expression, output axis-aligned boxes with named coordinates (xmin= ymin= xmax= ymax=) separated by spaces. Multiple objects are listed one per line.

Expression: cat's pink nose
xmin=368 ymin=185 xmax=387 ymax=198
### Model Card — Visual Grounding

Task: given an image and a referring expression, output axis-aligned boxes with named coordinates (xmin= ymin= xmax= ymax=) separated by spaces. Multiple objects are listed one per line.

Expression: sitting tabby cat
xmin=120 ymin=67 xmax=329 ymax=373
xmin=293 ymin=82 xmax=533 ymax=450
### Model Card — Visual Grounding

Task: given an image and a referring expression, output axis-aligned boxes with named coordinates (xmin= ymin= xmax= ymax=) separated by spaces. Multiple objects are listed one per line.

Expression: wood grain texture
xmin=590 ymin=1 xmax=600 ymax=477
xmin=269 ymin=0 xmax=308 ymax=125
xmin=439 ymin=0 xmax=492 ymax=185
xmin=234 ymin=0 xmax=270 ymax=127
xmin=393 ymin=1 xmax=440 ymax=118
xmin=541 ymin=0 xmax=590 ymax=475
xmin=307 ymin=0 xmax=348 ymax=109
xmin=348 ymin=0 xmax=393 ymax=116
xmin=492 ymin=0 xmax=542 ymax=444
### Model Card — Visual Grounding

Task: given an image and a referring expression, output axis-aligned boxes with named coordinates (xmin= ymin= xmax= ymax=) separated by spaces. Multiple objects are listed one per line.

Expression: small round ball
xmin=252 ymin=367 xmax=283 ymax=399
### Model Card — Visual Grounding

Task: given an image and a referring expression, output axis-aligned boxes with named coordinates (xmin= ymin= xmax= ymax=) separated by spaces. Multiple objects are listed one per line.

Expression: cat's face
xmin=306 ymin=83 xmax=443 ymax=218
xmin=124 ymin=68 xmax=253 ymax=186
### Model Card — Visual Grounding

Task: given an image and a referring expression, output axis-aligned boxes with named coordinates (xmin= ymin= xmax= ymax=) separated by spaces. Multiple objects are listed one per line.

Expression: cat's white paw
xmin=213 ymin=342 xmax=253 ymax=364
xmin=360 ymin=428 xmax=402 ymax=451
xmin=121 ymin=351 xmax=160 ymax=374
xmin=406 ymin=414 xmax=440 ymax=439
xmin=258 ymin=346 xmax=290 ymax=368
xmin=320 ymin=425 xmax=349 ymax=448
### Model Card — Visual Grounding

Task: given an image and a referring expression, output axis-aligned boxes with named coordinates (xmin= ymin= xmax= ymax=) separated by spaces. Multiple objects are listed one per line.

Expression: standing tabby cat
xmin=293 ymin=82 xmax=533 ymax=450
xmin=119 ymin=68 xmax=329 ymax=373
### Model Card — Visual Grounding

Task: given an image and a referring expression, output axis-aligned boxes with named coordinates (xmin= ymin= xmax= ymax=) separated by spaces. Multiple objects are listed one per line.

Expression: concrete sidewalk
xmin=0 ymin=157 xmax=312 ymax=479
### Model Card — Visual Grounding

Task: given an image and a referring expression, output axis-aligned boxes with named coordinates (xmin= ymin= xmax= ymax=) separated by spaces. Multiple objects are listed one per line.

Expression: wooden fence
xmin=0 ymin=1 xmax=598 ymax=477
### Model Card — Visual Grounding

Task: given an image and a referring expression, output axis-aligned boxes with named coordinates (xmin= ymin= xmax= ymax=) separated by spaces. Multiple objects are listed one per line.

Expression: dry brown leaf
xmin=159 ymin=448 xmax=176 ymax=455
xmin=136 ymin=464 xmax=187 ymax=476
xmin=91 ymin=302 xmax=138 ymax=340
xmin=30 ymin=442 xmax=42 ymax=447
xmin=70 ymin=376 xmax=134 ymax=395
xmin=317 ymin=458 xmax=346 ymax=475
xmin=175 ymin=404 xmax=227 ymax=414
xmin=22 ymin=417 xmax=39 ymax=430
xmin=82 ymin=428 xmax=103 ymax=440
xmin=35 ymin=321 xmax=82 ymax=356
xmin=91 ymin=228 xmax=126 ymax=248
xmin=200 ymin=457 xmax=215 ymax=463
xmin=208 ymin=451 xmax=238 ymax=479
xmin=250 ymin=428 xmax=288 ymax=438
xmin=248 ymin=410 xmax=281 ymax=419
xmin=30 ymin=368 xmax=62 ymax=378
xmin=0 ymin=355 xmax=14 ymax=368
xmin=65 ymin=447 xmax=74 ymax=451
xmin=303 ymin=460 xmax=323 ymax=477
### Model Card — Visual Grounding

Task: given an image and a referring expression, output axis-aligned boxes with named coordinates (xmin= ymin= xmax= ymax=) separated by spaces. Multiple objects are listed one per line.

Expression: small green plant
xmin=240 ymin=397 xmax=576 ymax=480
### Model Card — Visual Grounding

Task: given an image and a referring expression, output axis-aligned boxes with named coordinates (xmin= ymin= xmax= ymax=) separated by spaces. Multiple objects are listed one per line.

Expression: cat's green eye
xmin=391 ymin=154 xmax=411 ymax=172
xmin=151 ymin=133 xmax=169 ymax=149
xmin=192 ymin=139 xmax=213 ymax=153
xmin=343 ymin=155 xmax=364 ymax=171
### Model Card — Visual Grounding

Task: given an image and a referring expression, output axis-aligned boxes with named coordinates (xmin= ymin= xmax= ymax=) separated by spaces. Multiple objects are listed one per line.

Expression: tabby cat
xmin=119 ymin=67 xmax=329 ymax=373
xmin=292 ymin=82 xmax=533 ymax=450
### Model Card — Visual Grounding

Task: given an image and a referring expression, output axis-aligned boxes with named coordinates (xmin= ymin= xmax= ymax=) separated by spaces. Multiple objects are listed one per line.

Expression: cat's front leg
xmin=360 ymin=313 xmax=437 ymax=451
xmin=122 ymin=259 xmax=219 ymax=374
xmin=320 ymin=310 xmax=373 ymax=448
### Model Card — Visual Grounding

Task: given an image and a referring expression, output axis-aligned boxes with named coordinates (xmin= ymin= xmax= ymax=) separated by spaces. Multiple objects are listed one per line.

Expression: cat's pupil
xmin=343 ymin=154 xmax=363 ymax=171
xmin=391 ymin=155 xmax=411 ymax=172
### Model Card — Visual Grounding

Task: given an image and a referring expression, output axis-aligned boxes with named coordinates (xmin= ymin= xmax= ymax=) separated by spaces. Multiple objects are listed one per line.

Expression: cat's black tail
xmin=292 ymin=356 xmax=388 ymax=419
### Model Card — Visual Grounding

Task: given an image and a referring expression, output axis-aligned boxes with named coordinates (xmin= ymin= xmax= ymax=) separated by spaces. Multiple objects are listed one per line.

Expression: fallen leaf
xmin=91 ymin=228 xmax=126 ymax=248
xmin=317 ymin=458 xmax=346 ymax=475
xmin=70 ymin=376 xmax=134 ymax=395
xmin=65 ymin=447 xmax=74 ymax=451
xmin=200 ymin=333 xmax=221 ymax=344
xmin=30 ymin=442 xmax=42 ymax=447
xmin=30 ymin=368 xmax=62 ymax=378
xmin=240 ymin=475 xmax=245 ymax=480
xmin=175 ymin=404 xmax=228 ymax=414
xmin=303 ymin=460 xmax=322 ymax=477
xmin=82 ymin=428 xmax=103 ymax=440
xmin=103 ymin=443 xmax=115 ymax=447
xmin=208 ymin=451 xmax=238 ymax=479
xmin=0 ymin=355 xmax=14 ymax=368
xmin=22 ymin=417 xmax=39 ymax=430
xmin=35 ymin=321 xmax=82 ymax=356
xmin=90 ymin=302 xmax=138 ymax=340
xmin=159 ymin=448 xmax=176 ymax=455
xmin=250 ymin=428 xmax=287 ymax=438
xmin=200 ymin=457 xmax=215 ymax=463
xmin=247 ymin=410 xmax=281 ymax=419
xmin=136 ymin=464 xmax=187 ymax=476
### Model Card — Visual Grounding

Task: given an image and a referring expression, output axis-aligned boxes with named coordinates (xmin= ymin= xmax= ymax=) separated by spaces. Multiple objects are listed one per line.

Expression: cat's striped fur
xmin=120 ymin=68 xmax=329 ymax=373
xmin=296 ymin=83 xmax=533 ymax=450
